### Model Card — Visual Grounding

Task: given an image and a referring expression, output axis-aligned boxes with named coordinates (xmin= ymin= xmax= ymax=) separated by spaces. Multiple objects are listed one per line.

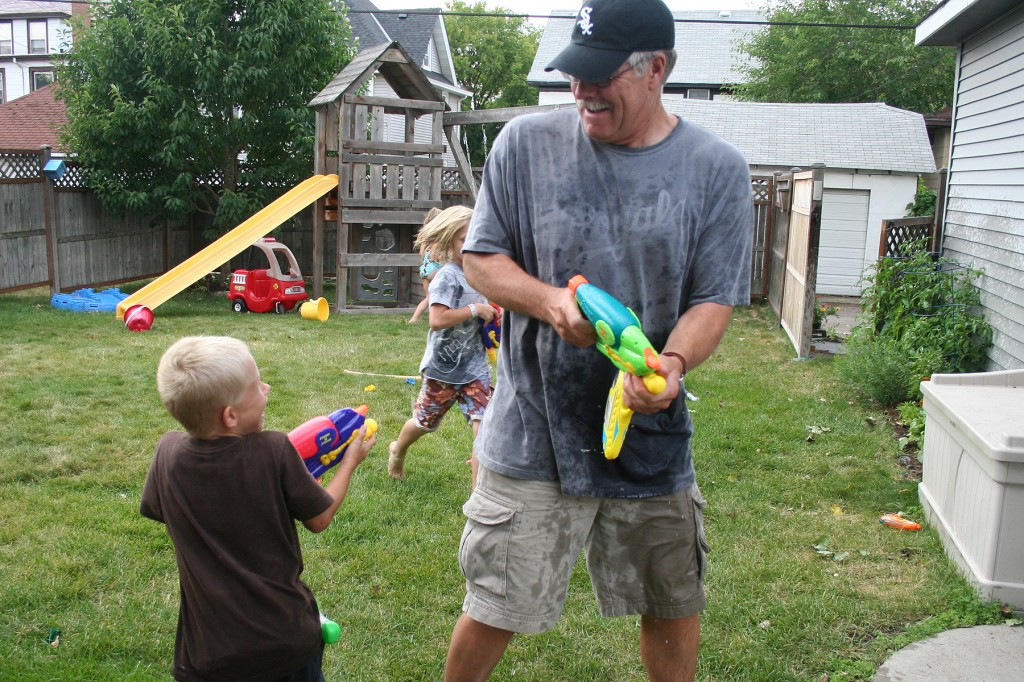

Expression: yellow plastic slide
xmin=116 ymin=174 xmax=338 ymax=319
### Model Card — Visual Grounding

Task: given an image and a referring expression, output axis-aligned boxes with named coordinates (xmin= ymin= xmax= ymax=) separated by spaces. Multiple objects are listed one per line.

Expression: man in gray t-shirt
xmin=444 ymin=1 xmax=754 ymax=680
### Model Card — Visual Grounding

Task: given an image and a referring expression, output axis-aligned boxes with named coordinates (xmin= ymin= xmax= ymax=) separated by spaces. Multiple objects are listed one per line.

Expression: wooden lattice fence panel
xmin=0 ymin=151 xmax=49 ymax=291
xmin=0 ymin=151 xmax=41 ymax=181
xmin=879 ymin=216 xmax=937 ymax=258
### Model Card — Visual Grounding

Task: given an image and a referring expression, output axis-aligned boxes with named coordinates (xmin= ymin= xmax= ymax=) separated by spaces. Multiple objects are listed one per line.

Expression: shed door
xmin=817 ymin=189 xmax=869 ymax=296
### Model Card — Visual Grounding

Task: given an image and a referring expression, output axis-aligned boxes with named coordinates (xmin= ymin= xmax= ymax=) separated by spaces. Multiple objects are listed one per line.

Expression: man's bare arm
xmin=463 ymin=252 xmax=595 ymax=347
xmin=624 ymin=302 xmax=734 ymax=414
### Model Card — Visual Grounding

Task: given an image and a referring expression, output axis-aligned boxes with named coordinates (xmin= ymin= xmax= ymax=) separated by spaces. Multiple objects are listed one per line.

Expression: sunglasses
xmin=561 ymin=64 xmax=635 ymax=89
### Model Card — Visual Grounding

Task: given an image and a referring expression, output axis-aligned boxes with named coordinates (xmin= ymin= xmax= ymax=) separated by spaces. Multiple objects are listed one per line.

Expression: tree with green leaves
xmin=444 ymin=1 xmax=541 ymax=166
xmin=733 ymin=0 xmax=955 ymax=114
xmin=57 ymin=0 xmax=354 ymax=235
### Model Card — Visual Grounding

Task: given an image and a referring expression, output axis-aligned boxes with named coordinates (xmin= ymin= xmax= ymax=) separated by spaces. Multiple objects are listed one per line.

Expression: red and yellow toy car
xmin=227 ymin=238 xmax=308 ymax=314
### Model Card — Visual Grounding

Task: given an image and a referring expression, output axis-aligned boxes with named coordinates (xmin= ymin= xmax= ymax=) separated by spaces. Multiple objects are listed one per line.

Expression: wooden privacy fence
xmin=0 ymin=150 xmax=51 ymax=292
xmin=766 ymin=166 xmax=825 ymax=359
xmin=3 ymin=149 xmax=776 ymax=313
xmin=0 ymin=148 xmax=195 ymax=294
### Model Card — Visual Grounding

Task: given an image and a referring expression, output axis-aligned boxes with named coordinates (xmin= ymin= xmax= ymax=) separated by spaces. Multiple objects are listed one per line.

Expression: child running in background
xmin=388 ymin=206 xmax=496 ymax=488
xmin=407 ymin=207 xmax=443 ymax=323
xmin=141 ymin=336 xmax=375 ymax=682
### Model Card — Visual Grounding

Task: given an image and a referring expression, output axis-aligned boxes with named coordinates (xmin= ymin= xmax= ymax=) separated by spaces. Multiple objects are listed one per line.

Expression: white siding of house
xmin=0 ymin=14 xmax=70 ymax=102
xmin=942 ymin=3 xmax=1024 ymax=370
xmin=426 ymin=37 xmax=440 ymax=73
xmin=48 ymin=16 xmax=70 ymax=53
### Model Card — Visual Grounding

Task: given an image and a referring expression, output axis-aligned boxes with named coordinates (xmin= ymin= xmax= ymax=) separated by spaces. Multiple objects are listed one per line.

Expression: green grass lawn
xmin=0 ymin=285 xmax=1001 ymax=681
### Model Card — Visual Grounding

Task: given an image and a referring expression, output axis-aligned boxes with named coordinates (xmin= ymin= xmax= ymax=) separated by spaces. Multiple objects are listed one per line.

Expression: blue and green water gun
xmin=568 ymin=275 xmax=666 ymax=460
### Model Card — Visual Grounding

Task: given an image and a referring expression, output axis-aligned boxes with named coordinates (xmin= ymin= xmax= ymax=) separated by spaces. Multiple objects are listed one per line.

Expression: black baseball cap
xmin=545 ymin=0 xmax=676 ymax=84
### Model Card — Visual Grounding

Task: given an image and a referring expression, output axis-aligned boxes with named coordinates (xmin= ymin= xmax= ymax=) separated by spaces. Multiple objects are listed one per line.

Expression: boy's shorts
xmin=457 ymin=466 xmax=708 ymax=634
xmin=413 ymin=375 xmax=491 ymax=431
xmin=277 ymin=641 xmax=323 ymax=682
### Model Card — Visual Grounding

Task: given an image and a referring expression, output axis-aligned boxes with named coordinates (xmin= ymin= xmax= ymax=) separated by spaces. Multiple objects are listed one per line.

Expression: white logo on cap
xmin=577 ymin=6 xmax=594 ymax=35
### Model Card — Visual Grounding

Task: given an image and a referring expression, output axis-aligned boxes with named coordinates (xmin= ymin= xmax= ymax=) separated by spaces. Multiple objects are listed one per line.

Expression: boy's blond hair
xmin=157 ymin=336 xmax=254 ymax=438
xmin=413 ymin=205 xmax=472 ymax=264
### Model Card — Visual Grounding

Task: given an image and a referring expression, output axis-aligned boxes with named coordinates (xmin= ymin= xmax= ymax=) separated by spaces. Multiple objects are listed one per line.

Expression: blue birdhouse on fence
xmin=43 ymin=158 xmax=67 ymax=181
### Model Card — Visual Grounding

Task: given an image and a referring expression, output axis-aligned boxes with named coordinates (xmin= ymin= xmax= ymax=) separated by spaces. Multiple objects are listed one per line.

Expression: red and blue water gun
xmin=288 ymin=405 xmax=378 ymax=478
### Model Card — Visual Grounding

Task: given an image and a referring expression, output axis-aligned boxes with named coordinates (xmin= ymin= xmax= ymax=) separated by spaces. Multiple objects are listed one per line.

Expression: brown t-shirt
xmin=141 ymin=430 xmax=333 ymax=681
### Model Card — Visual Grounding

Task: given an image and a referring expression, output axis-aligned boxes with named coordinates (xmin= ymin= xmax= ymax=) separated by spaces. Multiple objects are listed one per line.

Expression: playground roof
xmin=309 ymin=41 xmax=443 ymax=109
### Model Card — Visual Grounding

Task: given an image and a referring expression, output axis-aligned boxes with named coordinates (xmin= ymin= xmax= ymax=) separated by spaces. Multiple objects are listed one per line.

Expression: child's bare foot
xmin=387 ymin=442 xmax=406 ymax=480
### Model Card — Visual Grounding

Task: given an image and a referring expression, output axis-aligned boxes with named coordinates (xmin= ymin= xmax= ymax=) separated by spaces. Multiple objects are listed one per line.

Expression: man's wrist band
xmin=661 ymin=351 xmax=687 ymax=376
xmin=468 ymin=304 xmax=479 ymax=318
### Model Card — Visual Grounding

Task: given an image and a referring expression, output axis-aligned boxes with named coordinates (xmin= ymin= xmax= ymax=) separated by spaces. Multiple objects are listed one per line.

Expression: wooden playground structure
xmin=307 ymin=41 xmax=476 ymax=312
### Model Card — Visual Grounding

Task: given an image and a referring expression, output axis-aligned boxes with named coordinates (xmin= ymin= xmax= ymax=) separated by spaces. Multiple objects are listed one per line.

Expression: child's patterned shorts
xmin=413 ymin=375 xmax=491 ymax=431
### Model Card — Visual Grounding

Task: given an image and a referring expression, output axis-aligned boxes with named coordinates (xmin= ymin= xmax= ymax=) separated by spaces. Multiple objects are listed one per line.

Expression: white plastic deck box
xmin=919 ymin=370 xmax=1024 ymax=609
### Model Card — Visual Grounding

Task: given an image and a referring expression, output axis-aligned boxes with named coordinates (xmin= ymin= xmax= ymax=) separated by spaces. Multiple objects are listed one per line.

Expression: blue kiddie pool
xmin=51 ymin=288 xmax=129 ymax=313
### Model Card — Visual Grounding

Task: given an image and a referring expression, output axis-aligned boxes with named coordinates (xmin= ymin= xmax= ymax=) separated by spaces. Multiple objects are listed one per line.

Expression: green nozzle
xmin=320 ymin=613 xmax=341 ymax=644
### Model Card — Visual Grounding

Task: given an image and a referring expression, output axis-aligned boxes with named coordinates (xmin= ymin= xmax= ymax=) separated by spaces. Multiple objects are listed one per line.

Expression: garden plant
xmin=0 ymin=284 xmax=1006 ymax=681
xmin=836 ymin=241 xmax=993 ymax=450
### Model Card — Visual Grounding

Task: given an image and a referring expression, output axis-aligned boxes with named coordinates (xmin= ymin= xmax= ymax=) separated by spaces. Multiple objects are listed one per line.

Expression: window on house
xmin=0 ymin=71 xmax=5 ymax=104
xmin=31 ymin=68 xmax=54 ymax=91
xmin=29 ymin=20 xmax=48 ymax=54
xmin=686 ymin=89 xmax=711 ymax=100
xmin=1 ymin=21 xmax=13 ymax=55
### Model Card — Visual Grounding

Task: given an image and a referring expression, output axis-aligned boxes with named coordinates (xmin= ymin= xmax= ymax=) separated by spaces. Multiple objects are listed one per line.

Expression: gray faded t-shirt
xmin=464 ymin=108 xmax=754 ymax=498
xmin=419 ymin=262 xmax=490 ymax=384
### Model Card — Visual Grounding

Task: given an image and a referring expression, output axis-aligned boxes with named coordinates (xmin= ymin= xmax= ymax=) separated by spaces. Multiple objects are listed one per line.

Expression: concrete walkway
xmin=810 ymin=295 xmax=861 ymax=355
xmin=816 ymin=295 xmax=861 ymax=338
xmin=872 ymin=624 xmax=1024 ymax=681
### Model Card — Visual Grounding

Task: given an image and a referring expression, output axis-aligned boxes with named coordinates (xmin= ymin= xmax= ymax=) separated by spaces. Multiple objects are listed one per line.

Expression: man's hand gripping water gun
xmin=568 ymin=275 xmax=669 ymax=460
xmin=288 ymin=405 xmax=379 ymax=479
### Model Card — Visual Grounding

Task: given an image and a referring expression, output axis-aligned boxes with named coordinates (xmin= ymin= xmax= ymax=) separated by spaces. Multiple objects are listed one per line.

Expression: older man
xmin=444 ymin=1 xmax=754 ymax=680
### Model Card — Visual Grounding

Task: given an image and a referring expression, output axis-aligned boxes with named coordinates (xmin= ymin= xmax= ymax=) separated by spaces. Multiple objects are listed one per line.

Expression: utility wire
xmin=12 ymin=1 xmax=920 ymax=30
xmin=350 ymin=8 xmax=918 ymax=30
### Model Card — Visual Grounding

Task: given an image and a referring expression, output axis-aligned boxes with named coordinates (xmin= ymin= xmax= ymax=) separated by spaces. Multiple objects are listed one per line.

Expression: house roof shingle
xmin=345 ymin=0 xmax=391 ymax=49
xmin=529 ymin=9 xmax=765 ymax=87
xmin=664 ymin=100 xmax=936 ymax=174
xmin=0 ymin=1 xmax=71 ymax=16
xmin=342 ymin=1 xmax=454 ymax=84
xmin=0 ymin=83 xmax=68 ymax=152
xmin=376 ymin=8 xmax=439 ymax=69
